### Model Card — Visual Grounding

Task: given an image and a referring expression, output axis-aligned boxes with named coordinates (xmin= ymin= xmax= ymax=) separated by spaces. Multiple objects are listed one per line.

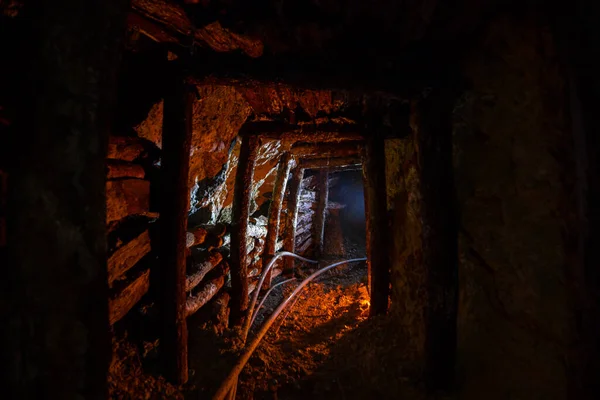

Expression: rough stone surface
xmin=109 ymin=268 xmax=151 ymax=325
xmin=108 ymin=136 xmax=148 ymax=161
xmin=236 ymin=86 xmax=359 ymax=120
xmin=106 ymin=180 xmax=151 ymax=223
xmin=453 ymin=15 xmax=575 ymax=399
xmin=108 ymin=229 xmax=151 ymax=285
xmin=134 ymin=100 xmax=163 ymax=148
xmin=190 ymin=86 xmax=252 ymax=187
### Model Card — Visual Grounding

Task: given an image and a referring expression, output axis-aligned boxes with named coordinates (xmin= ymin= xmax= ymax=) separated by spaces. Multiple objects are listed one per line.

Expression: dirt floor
xmin=237 ymin=260 xmax=371 ymax=399
xmin=228 ymin=217 xmax=426 ymax=400
xmin=108 ymin=214 xmax=436 ymax=400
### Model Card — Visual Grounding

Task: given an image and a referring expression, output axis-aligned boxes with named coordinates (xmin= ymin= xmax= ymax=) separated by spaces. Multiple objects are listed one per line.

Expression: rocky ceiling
xmin=129 ymin=0 xmax=507 ymax=94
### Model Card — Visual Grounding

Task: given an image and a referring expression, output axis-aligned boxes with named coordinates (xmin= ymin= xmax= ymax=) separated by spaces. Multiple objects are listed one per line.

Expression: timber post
xmin=314 ymin=169 xmax=329 ymax=258
xmin=362 ymin=131 xmax=391 ymax=317
xmin=159 ymin=75 xmax=194 ymax=384
xmin=283 ymin=166 xmax=304 ymax=273
xmin=229 ymin=133 xmax=260 ymax=326
xmin=262 ymin=152 xmax=295 ymax=289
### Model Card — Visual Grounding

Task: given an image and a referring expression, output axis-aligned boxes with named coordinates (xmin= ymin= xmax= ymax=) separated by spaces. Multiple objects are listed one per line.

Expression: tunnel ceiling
xmin=129 ymin=0 xmax=506 ymax=94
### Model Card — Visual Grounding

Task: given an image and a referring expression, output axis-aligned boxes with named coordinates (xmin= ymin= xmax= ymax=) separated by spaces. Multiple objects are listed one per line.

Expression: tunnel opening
xmin=323 ymin=168 xmax=367 ymax=262
xmin=222 ymin=167 xmax=372 ymax=398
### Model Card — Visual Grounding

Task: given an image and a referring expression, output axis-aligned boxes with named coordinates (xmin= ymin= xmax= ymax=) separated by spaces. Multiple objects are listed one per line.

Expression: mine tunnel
xmin=2 ymin=1 xmax=600 ymax=399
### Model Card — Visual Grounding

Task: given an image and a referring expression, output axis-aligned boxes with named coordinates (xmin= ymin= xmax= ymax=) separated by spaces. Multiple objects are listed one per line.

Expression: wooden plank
xmin=108 ymin=230 xmax=151 ymax=285
xmin=185 ymin=251 xmax=223 ymax=292
xmin=262 ymin=152 xmax=294 ymax=289
xmin=290 ymin=141 xmax=363 ymax=157
xmin=240 ymin=121 xmax=362 ymax=139
xmin=106 ymin=160 xmax=145 ymax=179
xmin=186 ymin=224 xmax=226 ymax=248
xmin=185 ymin=274 xmax=226 ymax=317
xmin=283 ymin=167 xmax=304 ymax=273
xmin=300 ymin=156 xmax=361 ymax=169
xmin=296 ymin=238 xmax=313 ymax=254
xmin=229 ymin=134 xmax=260 ymax=326
xmin=158 ymin=77 xmax=193 ymax=384
xmin=109 ymin=268 xmax=151 ymax=325
xmin=362 ymin=133 xmax=390 ymax=317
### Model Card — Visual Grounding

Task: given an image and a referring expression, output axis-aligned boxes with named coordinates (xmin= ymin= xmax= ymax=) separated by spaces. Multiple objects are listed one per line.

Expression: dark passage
xmin=324 ymin=170 xmax=367 ymax=260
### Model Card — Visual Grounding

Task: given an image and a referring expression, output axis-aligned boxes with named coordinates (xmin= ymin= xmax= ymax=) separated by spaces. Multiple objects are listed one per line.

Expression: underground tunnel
xmin=2 ymin=1 xmax=600 ymax=399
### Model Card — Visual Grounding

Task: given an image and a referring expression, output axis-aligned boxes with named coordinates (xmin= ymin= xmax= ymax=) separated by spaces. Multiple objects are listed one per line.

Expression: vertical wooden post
xmin=414 ymin=91 xmax=458 ymax=392
xmin=262 ymin=152 xmax=294 ymax=288
xmin=283 ymin=166 xmax=304 ymax=273
xmin=362 ymin=133 xmax=390 ymax=316
xmin=159 ymin=76 xmax=193 ymax=384
xmin=1 ymin=0 xmax=127 ymax=397
xmin=230 ymin=134 xmax=260 ymax=326
xmin=362 ymin=166 xmax=373 ymax=297
xmin=314 ymin=169 xmax=329 ymax=258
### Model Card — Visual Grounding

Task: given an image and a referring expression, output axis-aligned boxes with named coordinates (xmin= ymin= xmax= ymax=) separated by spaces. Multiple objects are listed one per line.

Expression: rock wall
xmin=452 ymin=14 xmax=578 ymax=399
xmin=385 ymin=137 xmax=425 ymax=371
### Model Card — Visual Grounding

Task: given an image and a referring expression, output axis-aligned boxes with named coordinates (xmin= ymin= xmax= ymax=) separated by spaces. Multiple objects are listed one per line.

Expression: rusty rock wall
xmin=452 ymin=14 xmax=577 ymax=399
xmin=131 ymin=81 xmax=365 ymax=224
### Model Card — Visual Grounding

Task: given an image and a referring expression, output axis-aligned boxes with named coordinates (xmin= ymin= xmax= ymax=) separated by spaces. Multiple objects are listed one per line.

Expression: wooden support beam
xmin=106 ymin=160 xmax=145 ymax=179
xmin=300 ymin=156 xmax=362 ymax=170
xmin=290 ymin=141 xmax=364 ymax=158
xmin=108 ymin=230 xmax=151 ymax=285
xmin=185 ymin=262 xmax=229 ymax=317
xmin=283 ymin=167 xmax=304 ymax=273
xmin=328 ymin=165 xmax=363 ymax=173
xmin=186 ymin=224 xmax=226 ymax=248
xmin=362 ymin=133 xmax=390 ymax=317
xmin=158 ymin=77 xmax=193 ymax=384
xmin=185 ymin=274 xmax=226 ymax=317
xmin=229 ymin=134 xmax=260 ymax=326
xmin=414 ymin=92 xmax=458 ymax=392
xmin=262 ymin=152 xmax=295 ymax=289
xmin=296 ymin=237 xmax=313 ymax=254
xmin=314 ymin=169 xmax=329 ymax=258
xmin=109 ymin=268 xmax=151 ymax=325
xmin=185 ymin=251 xmax=223 ymax=292
xmin=240 ymin=121 xmax=363 ymax=142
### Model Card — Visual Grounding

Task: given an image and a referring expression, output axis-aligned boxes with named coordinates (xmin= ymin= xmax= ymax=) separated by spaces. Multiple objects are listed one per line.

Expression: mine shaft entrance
xmin=315 ymin=169 xmax=367 ymax=265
